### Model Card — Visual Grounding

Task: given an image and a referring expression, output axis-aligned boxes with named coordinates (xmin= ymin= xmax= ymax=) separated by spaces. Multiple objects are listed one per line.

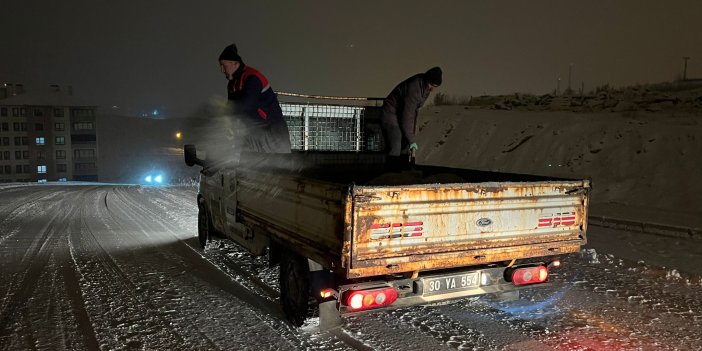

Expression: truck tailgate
xmin=347 ymin=180 xmax=589 ymax=278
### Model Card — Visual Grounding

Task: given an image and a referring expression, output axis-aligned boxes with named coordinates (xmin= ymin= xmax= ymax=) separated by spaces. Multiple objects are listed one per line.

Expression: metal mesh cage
xmin=280 ymin=102 xmax=384 ymax=152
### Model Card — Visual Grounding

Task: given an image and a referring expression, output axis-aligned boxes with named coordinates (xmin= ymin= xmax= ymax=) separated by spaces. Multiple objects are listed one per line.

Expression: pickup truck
xmin=184 ymin=145 xmax=590 ymax=328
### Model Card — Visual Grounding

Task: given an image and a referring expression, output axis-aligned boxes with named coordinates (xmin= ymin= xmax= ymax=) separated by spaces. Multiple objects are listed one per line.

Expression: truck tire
xmin=279 ymin=251 xmax=316 ymax=326
xmin=197 ymin=203 xmax=213 ymax=249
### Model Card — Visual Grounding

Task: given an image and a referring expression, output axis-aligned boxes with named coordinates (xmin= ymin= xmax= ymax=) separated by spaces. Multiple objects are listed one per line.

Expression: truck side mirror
xmin=184 ymin=144 xmax=199 ymax=167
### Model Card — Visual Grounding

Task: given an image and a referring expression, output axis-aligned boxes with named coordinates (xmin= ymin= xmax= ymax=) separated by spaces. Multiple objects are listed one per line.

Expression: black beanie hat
xmin=424 ymin=66 xmax=442 ymax=86
xmin=218 ymin=44 xmax=242 ymax=62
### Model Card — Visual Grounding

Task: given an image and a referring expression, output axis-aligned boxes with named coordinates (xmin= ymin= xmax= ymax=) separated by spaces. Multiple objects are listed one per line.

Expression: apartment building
xmin=0 ymin=83 xmax=98 ymax=182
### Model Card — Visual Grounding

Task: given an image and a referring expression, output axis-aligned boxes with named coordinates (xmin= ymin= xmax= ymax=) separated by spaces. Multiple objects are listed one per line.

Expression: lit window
xmin=55 ymin=136 xmax=65 ymax=145
xmin=37 ymin=165 xmax=47 ymax=174
xmin=36 ymin=137 xmax=45 ymax=145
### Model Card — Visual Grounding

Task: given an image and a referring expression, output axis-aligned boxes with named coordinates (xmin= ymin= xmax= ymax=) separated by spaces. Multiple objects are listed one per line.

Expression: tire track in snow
xmin=0 ymin=187 xmax=67 ymax=247
xmin=109 ymin=186 xmax=286 ymax=313
xmin=62 ymin=241 xmax=100 ymax=351
xmin=83 ymin=186 xmax=297 ymax=350
xmin=0 ymin=187 xmax=94 ymax=350
xmin=73 ymin=187 xmax=198 ymax=350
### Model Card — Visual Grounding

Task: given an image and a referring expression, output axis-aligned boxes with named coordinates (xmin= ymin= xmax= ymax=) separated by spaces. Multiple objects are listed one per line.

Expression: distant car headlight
xmin=143 ymin=172 xmax=166 ymax=185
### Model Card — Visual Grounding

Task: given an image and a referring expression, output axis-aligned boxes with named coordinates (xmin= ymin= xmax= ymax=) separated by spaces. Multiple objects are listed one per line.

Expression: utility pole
xmin=683 ymin=57 xmax=690 ymax=81
xmin=568 ymin=63 xmax=573 ymax=94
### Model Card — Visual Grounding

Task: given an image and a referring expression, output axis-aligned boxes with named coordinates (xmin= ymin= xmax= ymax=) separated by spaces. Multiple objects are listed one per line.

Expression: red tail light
xmin=511 ymin=266 xmax=549 ymax=286
xmin=346 ymin=287 xmax=398 ymax=311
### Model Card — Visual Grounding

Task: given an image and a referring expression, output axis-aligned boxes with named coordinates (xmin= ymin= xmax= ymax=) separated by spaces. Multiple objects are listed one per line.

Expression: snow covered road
xmin=1 ymin=184 xmax=701 ymax=350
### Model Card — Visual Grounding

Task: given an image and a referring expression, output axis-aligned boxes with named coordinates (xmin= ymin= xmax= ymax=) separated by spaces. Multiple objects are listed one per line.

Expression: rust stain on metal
xmin=348 ymin=242 xmax=583 ymax=278
xmin=341 ymin=241 xmax=351 ymax=268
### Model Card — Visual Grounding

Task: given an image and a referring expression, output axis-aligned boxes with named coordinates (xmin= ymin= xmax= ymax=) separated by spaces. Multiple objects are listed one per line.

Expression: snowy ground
xmin=1 ymin=184 xmax=701 ymax=350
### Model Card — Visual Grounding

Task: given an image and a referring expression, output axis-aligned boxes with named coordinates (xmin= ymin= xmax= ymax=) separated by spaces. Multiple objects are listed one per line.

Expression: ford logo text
xmin=476 ymin=218 xmax=493 ymax=227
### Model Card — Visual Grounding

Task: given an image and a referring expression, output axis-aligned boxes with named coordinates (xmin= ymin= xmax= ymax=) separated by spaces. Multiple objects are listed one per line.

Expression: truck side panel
xmin=235 ymin=169 xmax=348 ymax=268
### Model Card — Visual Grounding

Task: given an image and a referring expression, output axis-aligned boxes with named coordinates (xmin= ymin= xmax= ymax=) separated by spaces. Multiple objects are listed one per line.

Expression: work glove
xmin=408 ymin=143 xmax=418 ymax=151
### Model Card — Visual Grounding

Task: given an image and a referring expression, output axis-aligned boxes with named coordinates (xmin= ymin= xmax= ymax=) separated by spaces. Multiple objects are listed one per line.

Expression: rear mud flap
xmin=319 ymin=300 xmax=342 ymax=332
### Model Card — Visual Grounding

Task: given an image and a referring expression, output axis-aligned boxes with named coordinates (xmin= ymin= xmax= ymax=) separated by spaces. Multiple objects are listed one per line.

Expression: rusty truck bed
xmin=234 ymin=152 xmax=589 ymax=279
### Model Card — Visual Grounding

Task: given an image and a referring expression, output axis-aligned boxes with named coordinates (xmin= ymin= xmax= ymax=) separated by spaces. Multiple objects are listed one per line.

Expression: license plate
xmin=423 ymin=272 xmax=479 ymax=295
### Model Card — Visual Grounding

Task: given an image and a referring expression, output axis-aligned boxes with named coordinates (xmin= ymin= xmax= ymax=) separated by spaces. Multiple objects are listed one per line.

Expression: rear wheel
xmin=197 ymin=203 xmax=213 ymax=249
xmin=279 ymin=251 xmax=316 ymax=326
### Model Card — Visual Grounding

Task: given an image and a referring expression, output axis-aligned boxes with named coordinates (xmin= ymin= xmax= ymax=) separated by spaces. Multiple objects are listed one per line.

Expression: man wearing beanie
xmin=381 ymin=66 xmax=442 ymax=170
xmin=218 ymin=43 xmax=291 ymax=153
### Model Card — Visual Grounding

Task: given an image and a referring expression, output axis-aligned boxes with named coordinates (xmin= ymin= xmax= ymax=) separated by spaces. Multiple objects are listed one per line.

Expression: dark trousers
xmin=382 ymin=122 xmax=404 ymax=157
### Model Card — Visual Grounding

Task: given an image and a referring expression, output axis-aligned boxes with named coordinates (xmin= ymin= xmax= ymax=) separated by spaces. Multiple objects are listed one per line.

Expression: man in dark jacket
xmin=381 ymin=67 xmax=442 ymax=168
xmin=218 ymin=44 xmax=291 ymax=153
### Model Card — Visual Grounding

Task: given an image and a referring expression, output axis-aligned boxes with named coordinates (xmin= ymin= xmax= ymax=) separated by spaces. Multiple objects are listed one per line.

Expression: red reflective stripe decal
xmin=539 ymin=212 xmax=577 ymax=227
xmin=369 ymin=220 xmax=426 ymax=240
xmin=404 ymin=232 xmax=423 ymax=237
xmin=371 ymin=223 xmax=391 ymax=229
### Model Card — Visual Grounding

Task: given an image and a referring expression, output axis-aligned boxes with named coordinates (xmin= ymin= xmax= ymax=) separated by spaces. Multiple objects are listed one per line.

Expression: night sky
xmin=2 ymin=1 xmax=701 ymax=117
